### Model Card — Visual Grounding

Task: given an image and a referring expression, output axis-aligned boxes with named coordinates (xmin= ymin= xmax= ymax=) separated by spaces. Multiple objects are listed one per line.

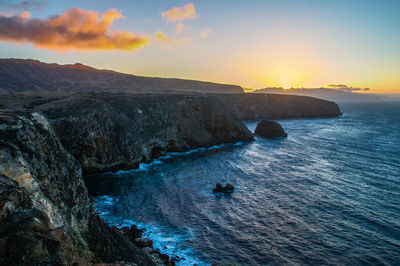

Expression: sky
xmin=0 ymin=0 xmax=399 ymax=93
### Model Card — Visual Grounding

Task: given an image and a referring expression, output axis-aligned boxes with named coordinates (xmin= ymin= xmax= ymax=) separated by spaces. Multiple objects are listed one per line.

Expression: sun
xmin=277 ymin=72 xmax=295 ymax=89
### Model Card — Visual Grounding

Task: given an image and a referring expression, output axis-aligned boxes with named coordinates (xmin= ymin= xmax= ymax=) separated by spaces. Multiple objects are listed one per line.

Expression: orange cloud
xmin=162 ymin=3 xmax=196 ymax=22
xmin=0 ymin=8 xmax=149 ymax=51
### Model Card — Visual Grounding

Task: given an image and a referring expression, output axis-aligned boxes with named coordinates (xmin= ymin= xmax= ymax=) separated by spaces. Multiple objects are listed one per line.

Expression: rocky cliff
xmin=0 ymin=111 xmax=156 ymax=265
xmin=36 ymin=93 xmax=254 ymax=174
xmin=0 ymin=93 xmax=256 ymax=264
xmin=0 ymin=92 xmax=340 ymax=175
xmin=0 ymin=91 xmax=341 ymax=264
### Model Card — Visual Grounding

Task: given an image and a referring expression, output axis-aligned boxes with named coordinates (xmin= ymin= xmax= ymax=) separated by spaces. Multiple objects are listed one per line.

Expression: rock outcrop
xmin=254 ymin=120 xmax=287 ymax=138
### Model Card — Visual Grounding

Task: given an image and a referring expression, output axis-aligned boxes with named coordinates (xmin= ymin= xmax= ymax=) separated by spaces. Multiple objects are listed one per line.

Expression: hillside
xmin=0 ymin=59 xmax=244 ymax=94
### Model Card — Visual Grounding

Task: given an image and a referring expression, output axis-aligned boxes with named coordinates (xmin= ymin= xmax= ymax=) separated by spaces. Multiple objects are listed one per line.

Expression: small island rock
xmin=254 ymin=120 xmax=287 ymax=138
xmin=212 ymin=183 xmax=235 ymax=193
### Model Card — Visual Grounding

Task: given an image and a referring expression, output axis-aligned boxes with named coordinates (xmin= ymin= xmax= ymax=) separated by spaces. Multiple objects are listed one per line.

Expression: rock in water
xmin=212 ymin=183 xmax=235 ymax=193
xmin=133 ymin=238 xmax=153 ymax=249
xmin=254 ymin=120 xmax=287 ymax=138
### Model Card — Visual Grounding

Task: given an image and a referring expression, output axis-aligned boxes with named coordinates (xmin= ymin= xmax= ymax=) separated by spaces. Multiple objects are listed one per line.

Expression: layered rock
xmin=0 ymin=111 xmax=155 ymax=265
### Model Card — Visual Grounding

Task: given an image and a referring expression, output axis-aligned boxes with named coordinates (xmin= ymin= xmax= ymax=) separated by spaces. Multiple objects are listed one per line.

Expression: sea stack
xmin=254 ymin=120 xmax=287 ymax=138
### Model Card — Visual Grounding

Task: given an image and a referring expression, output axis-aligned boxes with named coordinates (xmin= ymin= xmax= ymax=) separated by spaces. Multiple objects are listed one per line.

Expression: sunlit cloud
xmin=156 ymin=30 xmax=174 ymax=43
xmin=0 ymin=8 xmax=150 ymax=51
xmin=175 ymin=23 xmax=186 ymax=35
xmin=0 ymin=0 xmax=47 ymax=10
xmin=200 ymin=28 xmax=212 ymax=38
xmin=162 ymin=3 xmax=196 ymax=22
xmin=155 ymin=30 xmax=193 ymax=49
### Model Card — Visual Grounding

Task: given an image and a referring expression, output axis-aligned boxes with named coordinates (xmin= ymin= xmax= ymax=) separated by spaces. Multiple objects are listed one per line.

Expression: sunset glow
xmin=0 ymin=0 xmax=399 ymax=93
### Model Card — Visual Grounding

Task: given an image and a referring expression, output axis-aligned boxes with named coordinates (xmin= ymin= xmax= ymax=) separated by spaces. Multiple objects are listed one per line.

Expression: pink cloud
xmin=175 ymin=23 xmax=186 ymax=35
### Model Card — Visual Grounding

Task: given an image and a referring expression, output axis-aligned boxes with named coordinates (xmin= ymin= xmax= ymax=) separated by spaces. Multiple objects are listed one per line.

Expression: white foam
xmin=104 ymin=219 xmax=207 ymax=265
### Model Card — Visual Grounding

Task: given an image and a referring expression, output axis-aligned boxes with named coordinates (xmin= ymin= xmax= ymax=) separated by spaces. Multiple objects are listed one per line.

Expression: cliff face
xmin=33 ymin=93 xmax=254 ymax=174
xmin=0 ymin=111 xmax=155 ymax=265
xmin=0 ymin=59 xmax=244 ymax=94
xmin=0 ymin=93 xmax=256 ymax=264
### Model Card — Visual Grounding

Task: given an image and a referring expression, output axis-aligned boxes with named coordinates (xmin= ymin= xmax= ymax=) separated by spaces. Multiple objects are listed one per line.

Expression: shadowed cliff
xmin=0 ymin=111 xmax=158 ymax=265
xmin=0 ymin=92 xmax=341 ymax=175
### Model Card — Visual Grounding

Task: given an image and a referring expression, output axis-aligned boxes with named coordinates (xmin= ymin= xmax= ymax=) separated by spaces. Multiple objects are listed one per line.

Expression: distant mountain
xmin=0 ymin=59 xmax=243 ymax=94
xmin=254 ymin=87 xmax=383 ymax=101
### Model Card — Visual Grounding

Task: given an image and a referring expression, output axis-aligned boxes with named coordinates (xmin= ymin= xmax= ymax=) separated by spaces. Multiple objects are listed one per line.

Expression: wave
xmin=114 ymin=141 xmax=247 ymax=175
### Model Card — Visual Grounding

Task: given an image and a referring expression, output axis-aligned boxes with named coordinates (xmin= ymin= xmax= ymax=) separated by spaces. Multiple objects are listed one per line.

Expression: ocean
xmin=88 ymin=101 xmax=400 ymax=265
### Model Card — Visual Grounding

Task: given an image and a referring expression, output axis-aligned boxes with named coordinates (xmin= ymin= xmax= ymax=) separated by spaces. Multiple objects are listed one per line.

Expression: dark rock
xmin=85 ymin=215 xmax=154 ymax=264
xmin=134 ymin=238 xmax=153 ymax=249
xmin=121 ymin=224 xmax=145 ymax=241
xmin=254 ymin=120 xmax=287 ymax=138
xmin=212 ymin=183 xmax=235 ymax=193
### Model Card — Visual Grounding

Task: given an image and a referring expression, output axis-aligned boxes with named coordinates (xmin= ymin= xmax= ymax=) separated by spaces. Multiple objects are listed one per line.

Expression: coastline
xmin=0 ymin=92 xmax=341 ymax=264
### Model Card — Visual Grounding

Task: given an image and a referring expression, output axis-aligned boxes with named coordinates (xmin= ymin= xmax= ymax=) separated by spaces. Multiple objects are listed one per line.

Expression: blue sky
xmin=0 ymin=0 xmax=399 ymax=92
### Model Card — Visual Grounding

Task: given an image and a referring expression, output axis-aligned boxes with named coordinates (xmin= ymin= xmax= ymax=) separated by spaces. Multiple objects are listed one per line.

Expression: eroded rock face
xmin=0 ymin=111 xmax=155 ymax=265
xmin=39 ymin=93 xmax=254 ymax=174
xmin=254 ymin=120 xmax=287 ymax=138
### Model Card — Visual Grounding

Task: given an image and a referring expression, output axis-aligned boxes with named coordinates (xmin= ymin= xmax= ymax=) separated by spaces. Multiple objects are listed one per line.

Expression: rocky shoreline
xmin=0 ymin=92 xmax=341 ymax=265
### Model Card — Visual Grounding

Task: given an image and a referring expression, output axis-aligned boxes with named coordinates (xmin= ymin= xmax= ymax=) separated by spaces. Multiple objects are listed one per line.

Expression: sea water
xmin=88 ymin=101 xmax=400 ymax=265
